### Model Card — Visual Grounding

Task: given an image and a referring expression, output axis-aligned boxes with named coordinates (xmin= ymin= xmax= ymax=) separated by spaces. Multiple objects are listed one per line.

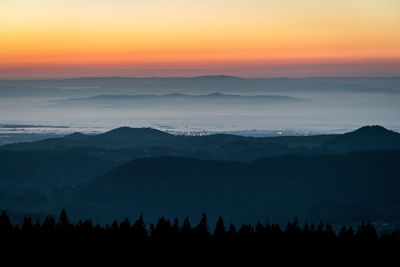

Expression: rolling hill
xmin=58 ymin=151 xmax=400 ymax=225
xmin=323 ymin=125 xmax=400 ymax=152
xmin=1 ymin=125 xmax=400 ymax=226
xmin=3 ymin=125 xmax=400 ymax=160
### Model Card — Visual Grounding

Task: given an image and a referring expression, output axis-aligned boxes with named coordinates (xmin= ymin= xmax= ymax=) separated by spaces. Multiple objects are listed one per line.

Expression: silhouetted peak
xmin=347 ymin=125 xmax=399 ymax=138
xmin=324 ymin=125 xmax=400 ymax=150
xmin=100 ymin=127 xmax=171 ymax=138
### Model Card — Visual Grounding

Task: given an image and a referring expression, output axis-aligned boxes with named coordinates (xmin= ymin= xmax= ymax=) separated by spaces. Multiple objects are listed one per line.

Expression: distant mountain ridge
xmin=1 ymin=76 xmax=398 ymax=97
xmin=51 ymin=93 xmax=305 ymax=107
xmin=3 ymin=125 xmax=400 ymax=155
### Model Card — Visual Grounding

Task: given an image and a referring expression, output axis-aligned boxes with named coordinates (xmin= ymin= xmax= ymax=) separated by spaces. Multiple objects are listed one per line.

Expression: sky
xmin=1 ymin=0 xmax=400 ymax=78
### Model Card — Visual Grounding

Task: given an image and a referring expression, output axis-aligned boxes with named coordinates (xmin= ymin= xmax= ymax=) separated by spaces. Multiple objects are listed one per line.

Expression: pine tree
xmin=213 ymin=216 xmax=226 ymax=239
xmin=0 ymin=211 xmax=13 ymax=233
xmin=120 ymin=218 xmax=131 ymax=233
xmin=172 ymin=218 xmax=180 ymax=235
xmin=181 ymin=217 xmax=192 ymax=239
xmin=132 ymin=215 xmax=147 ymax=239
xmin=194 ymin=213 xmax=210 ymax=238
xmin=228 ymin=223 xmax=237 ymax=237
xmin=57 ymin=209 xmax=71 ymax=231
xmin=42 ymin=216 xmax=56 ymax=233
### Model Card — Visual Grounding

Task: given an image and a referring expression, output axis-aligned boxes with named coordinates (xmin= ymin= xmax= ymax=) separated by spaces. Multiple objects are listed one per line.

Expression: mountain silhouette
xmin=3 ymin=127 xmax=176 ymax=150
xmin=3 ymin=125 xmax=399 ymax=158
xmin=52 ymin=93 xmax=304 ymax=107
xmin=99 ymin=127 xmax=172 ymax=138
xmin=323 ymin=125 xmax=400 ymax=151
xmin=60 ymin=151 xmax=400 ymax=225
xmin=1 ymin=125 xmax=400 ymax=225
xmin=2 ymin=77 xmax=398 ymax=98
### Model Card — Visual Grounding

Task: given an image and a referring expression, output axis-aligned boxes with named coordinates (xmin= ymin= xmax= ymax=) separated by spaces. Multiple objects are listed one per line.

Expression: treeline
xmin=1 ymin=210 xmax=399 ymax=244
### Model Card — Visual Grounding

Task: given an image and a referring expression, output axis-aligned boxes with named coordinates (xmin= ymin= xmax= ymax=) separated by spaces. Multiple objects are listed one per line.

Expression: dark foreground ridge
xmin=1 ymin=209 xmax=399 ymax=245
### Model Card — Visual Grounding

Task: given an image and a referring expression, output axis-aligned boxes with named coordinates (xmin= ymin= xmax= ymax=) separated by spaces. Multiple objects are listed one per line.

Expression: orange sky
xmin=1 ymin=0 xmax=400 ymax=78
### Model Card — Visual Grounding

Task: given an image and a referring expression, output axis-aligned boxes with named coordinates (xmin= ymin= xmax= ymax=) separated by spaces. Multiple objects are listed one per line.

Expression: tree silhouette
xmin=194 ymin=213 xmax=210 ymax=239
xmin=181 ymin=217 xmax=192 ymax=239
xmin=228 ymin=223 xmax=237 ymax=238
xmin=42 ymin=216 xmax=56 ymax=233
xmin=111 ymin=220 xmax=119 ymax=235
xmin=0 ymin=211 xmax=13 ymax=234
xmin=356 ymin=222 xmax=378 ymax=241
xmin=57 ymin=209 xmax=71 ymax=231
xmin=172 ymin=218 xmax=180 ymax=236
xmin=132 ymin=215 xmax=147 ymax=239
xmin=339 ymin=226 xmax=354 ymax=241
xmin=120 ymin=218 xmax=131 ymax=233
xmin=214 ymin=216 xmax=226 ymax=239
xmin=238 ymin=224 xmax=254 ymax=241
xmin=0 ymin=209 xmax=397 ymax=246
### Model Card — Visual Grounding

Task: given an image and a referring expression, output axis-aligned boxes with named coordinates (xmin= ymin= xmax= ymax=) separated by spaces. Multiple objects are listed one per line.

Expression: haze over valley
xmin=1 ymin=76 xmax=399 ymax=146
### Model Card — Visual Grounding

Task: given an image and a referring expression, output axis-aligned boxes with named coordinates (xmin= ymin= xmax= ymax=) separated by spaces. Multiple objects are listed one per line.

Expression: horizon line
xmin=1 ymin=74 xmax=400 ymax=81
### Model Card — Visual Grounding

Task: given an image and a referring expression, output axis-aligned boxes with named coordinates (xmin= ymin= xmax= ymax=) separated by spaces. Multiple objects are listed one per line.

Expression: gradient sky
xmin=1 ymin=0 xmax=400 ymax=78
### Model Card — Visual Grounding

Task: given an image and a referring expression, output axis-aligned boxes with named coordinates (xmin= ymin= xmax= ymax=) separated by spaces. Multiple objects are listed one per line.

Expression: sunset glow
xmin=1 ymin=0 xmax=400 ymax=78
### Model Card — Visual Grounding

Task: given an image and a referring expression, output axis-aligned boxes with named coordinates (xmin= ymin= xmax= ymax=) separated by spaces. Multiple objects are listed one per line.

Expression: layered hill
xmin=0 ymin=150 xmax=119 ymax=189
xmin=1 ymin=125 xmax=400 ymax=226
xmin=3 ymin=125 xmax=400 ymax=157
xmin=58 ymin=151 xmax=400 ymax=225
